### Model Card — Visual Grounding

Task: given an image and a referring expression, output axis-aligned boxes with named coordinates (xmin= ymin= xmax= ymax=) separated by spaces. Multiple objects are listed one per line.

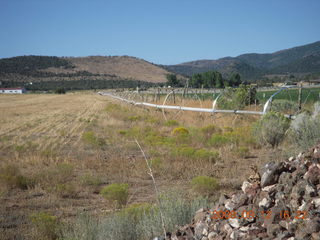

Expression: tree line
xmin=2 ymin=79 xmax=159 ymax=91
xmin=166 ymin=71 xmax=242 ymax=88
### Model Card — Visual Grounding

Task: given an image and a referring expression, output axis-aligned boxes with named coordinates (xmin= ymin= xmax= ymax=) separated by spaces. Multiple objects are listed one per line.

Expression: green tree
xmin=229 ymin=73 xmax=241 ymax=87
xmin=166 ymin=74 xmax=180 ymax=87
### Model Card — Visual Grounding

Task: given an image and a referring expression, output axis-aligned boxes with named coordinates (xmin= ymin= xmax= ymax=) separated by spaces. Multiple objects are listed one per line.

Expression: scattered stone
xmin=168 ymin=144 xmax=320 ymax=240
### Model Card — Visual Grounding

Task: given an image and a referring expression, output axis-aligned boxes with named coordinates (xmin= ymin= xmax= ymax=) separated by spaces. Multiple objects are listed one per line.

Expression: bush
xmin=172 ymin=127 xmax=189 ymax=135
xmin=100 ymin=183 xmax=129 ymax=207
xmin=0 ymin=164 xmax=33 ymax=189
xmin=127 ymin=115 xmax=142 ymax=122
xmin=253 ymin=111 xmax=290 ymax=148
xmin=201 ymin=124 xmax=221 ymax=138
xmin=80 ymin=173 xmax=103 ymax=186
xmin=82 ymin=131 xmax=105 ymax=146
xmin=234 ymin=146 xmax=250 ymax=158
xmin=191 ymin=176 xmax=219 ymax=196
xmin=218 ymin=85 xmax=258 ymax=109
xmin=208 ymin=134 xmax=230 ymax=147
xmin=54 ymin=88 xmax=66 ymax=94
xmin=165 ymin=120 xmax=179 ymax=126
xmin=61 ymin=192 xmax=209 ymax=240
xmin=30 ymin=212 xmax=59 ymax=240
xmin=194 ymin=149 xmax=219 ymax=163
xmin=290 ymin=110 xmax=320 ymax=151
xmin=270 ymin=99 xmax=298 ymax=113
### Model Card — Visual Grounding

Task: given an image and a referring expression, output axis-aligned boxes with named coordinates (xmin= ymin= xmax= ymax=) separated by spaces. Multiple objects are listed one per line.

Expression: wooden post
xmin=201 ymin=84 xmax=204 ymax=101
xmin=173 ymin=88 xmax=176 ymax=104
xmin=298 ymin=82 xmax=302 ymax=111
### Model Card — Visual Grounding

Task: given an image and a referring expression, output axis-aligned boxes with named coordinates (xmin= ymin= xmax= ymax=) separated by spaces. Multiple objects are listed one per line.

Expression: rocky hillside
xmin=165 ymin=41 xmax=320 ymax=79
xmin=0 ymin=55 xmax=176 ymax=84
xmin=167 ymin=145 xmax=320 ymax=239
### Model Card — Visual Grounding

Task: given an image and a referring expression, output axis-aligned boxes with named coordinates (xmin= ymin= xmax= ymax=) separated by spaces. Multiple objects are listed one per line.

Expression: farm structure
xmin=0 ymin=88 xmax=26 ymax=94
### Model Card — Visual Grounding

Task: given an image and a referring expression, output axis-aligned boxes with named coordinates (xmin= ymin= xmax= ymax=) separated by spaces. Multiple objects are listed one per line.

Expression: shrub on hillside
xmin=172 ymin=127 xmax=189 ymax=135
xmin=234 ymin=146 xmax=250 ymax=158
xmin=100 ymin=183 xmax=129 ymax=207
xmin=270 ymin=99 xmax=299 ymax=113
xmin=191 ymin=176 xmax=219 ymax=196
xmin=54 ymin=88 xmax=66 ymax=94
xmin=61 ymin=192 xmax=209 ymax=240
xmin=253 ymin=111 xmax=290 ymax=148
xmin=0 ymin=164 xmax=33 ymax=189
xmin=208 ymin=134 xmax=230 ymax=147
xmin=290 ymin=103 xmax=320 ymax=151
xmin=165 ymin=120 xmax=179 ymax=127
xmin=30 ymin=211 xmax=59 ymax=240
xmin=82 ymin=131 xmax=105 ymax=146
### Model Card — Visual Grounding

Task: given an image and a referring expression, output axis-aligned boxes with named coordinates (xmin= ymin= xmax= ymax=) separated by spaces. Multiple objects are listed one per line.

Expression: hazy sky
xmin=1 ymin=0 xmax=320 ymax=64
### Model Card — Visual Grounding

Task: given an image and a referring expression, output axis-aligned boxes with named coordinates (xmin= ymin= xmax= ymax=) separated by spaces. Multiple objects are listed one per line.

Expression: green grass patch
xmin=30 ymin=211 xmax=59 ymax=240
xmin=100 ymin=183 xmax=129 ymax=208
xmin=191 ymin=176 xmax=219 ymax=196
xmin=82 ymin=131 xmax=106 ymax=146
xmin=165 ymin=120 xmax=179 ymax=127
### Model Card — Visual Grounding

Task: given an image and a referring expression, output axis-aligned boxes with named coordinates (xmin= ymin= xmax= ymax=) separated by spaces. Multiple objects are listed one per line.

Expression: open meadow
xmin=0 ymin=91 xmax=312 ymax=239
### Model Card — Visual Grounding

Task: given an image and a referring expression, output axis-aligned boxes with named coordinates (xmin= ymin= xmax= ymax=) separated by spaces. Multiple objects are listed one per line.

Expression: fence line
xmin=99 ymin=88 xmax=296 ymax=119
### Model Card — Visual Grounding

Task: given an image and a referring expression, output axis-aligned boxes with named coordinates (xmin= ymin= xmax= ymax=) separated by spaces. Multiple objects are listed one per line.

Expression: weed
xmin=191 ymin=176 xmax=219 ymax=196
xmin=100 ymin=183 xmax=129 ymax=208
xmin=234 ymin=146 xmax=250 ymax=158
xmin=171 ymin=146 xmax=219 ymax=163
xmin=30 ymin=211 xmax=59 ymax=240
xmin=0 ymin=164 xmax=34 ymax=189
xmin=80 ymin=173 xmax=103 ymax=186
xmin=56 ymin=183 xmax=78 ymax=198
xmin=253 ymin=111 xmax=290 ymax=148
xmin=290 ymin=110 xmax=320 ymax=151
xmin=201 ymin=124 xmax=221 ymax=138
xmin=165 ymin=120 xmax=179 ymax=127
xmin=172 ymin=127 xmax=189 ymax=135
xmin=208 ymin=134 xmax=230 ymax=147
xmin=82 ymin=131 xmax=106 ymax=146
xmin=61 ymin=192 xmax=209 ymax=240
xmin=127 ymin=115 xmax=142 ymax=121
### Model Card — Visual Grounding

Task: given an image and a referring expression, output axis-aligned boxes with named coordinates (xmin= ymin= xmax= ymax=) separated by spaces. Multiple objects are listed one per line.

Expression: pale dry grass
xmin=0 ymin=92 xmax=278 ymax=240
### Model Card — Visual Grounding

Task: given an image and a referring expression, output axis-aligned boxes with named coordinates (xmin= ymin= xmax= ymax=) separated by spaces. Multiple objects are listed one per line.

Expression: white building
xmin=0 ymin=88 xmax=26 ymax=94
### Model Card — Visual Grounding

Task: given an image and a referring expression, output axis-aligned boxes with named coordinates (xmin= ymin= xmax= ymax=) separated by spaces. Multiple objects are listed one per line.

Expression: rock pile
xmin=169 ymin=145 xmax=320 ymax=240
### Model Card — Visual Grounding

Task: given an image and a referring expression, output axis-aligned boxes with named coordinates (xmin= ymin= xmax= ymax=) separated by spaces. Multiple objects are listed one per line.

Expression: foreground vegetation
xmin=0 ymin=91 xmax=319 ymax=239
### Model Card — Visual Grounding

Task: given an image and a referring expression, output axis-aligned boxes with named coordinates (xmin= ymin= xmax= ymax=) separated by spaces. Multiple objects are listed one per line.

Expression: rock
xmin=262 ymin=184 xmax=277 ymax=193
xmin=167 ymin=144 xmax=320 ymax=240
xmin=266 ymin=224 xmax=282 ymax=238
xmin=207 ymin=231 xmax=218 ymax=240
xmin=304 ymin=218 xmax=320 ymax=234
xmin=259 ymin=197 xmax=271 ymax=209
xmin=195 ymin=222 xmax=208 ymax=239
xmin=312 ymin=197 xmax=320 ymax=207
xmin=228 ymin=218 xmax=240 ymax=229
xmin=218 ymin=194 xmax=229 ymax=205
xmin=241 ymin=181 xmax=252 ymax=193
xmin=304 ymin=164 xmax=320 ymax=185
xmin=261 ymin=162 xmax=286 ymax=187
xmin=311 ymin=232 xmax=320 ymax=240
xmin=194 ymin=208 xmax=207 ymax=223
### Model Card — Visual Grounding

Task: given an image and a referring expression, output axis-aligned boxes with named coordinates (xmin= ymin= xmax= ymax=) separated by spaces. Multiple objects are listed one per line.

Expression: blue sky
xmin=0 ymin=0 xmax=320 ymax=64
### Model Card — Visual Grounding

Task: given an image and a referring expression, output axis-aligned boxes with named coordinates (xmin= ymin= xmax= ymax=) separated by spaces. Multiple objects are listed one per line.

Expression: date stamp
xmin=210 ymin=210 xmax=307 ymax=220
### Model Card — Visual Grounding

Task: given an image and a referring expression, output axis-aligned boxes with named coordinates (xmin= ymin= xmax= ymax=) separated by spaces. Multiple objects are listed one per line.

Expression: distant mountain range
xmin=164 ymin=41 xmax=320 ymax=79
xmin=0 ymin=41 xmax=319 ymax=90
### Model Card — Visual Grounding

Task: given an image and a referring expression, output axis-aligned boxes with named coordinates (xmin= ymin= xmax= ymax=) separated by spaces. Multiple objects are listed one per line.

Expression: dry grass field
xmin=0 ymin=92 xmax=280 ymax=239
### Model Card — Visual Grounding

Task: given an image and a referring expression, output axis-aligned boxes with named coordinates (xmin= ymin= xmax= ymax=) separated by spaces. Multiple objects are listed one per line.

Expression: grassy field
xmin=257 ymin=87 xmax=320 ymax=104
xmin=170 ymin=87 xmax=320 ymax=104
xmin=0 ymin=92 xmax=284 ymax=239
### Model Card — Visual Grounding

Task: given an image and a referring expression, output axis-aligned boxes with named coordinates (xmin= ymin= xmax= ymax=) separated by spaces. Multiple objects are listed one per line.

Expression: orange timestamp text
xmin=210 ymin=210 xmax=307 ymax=220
